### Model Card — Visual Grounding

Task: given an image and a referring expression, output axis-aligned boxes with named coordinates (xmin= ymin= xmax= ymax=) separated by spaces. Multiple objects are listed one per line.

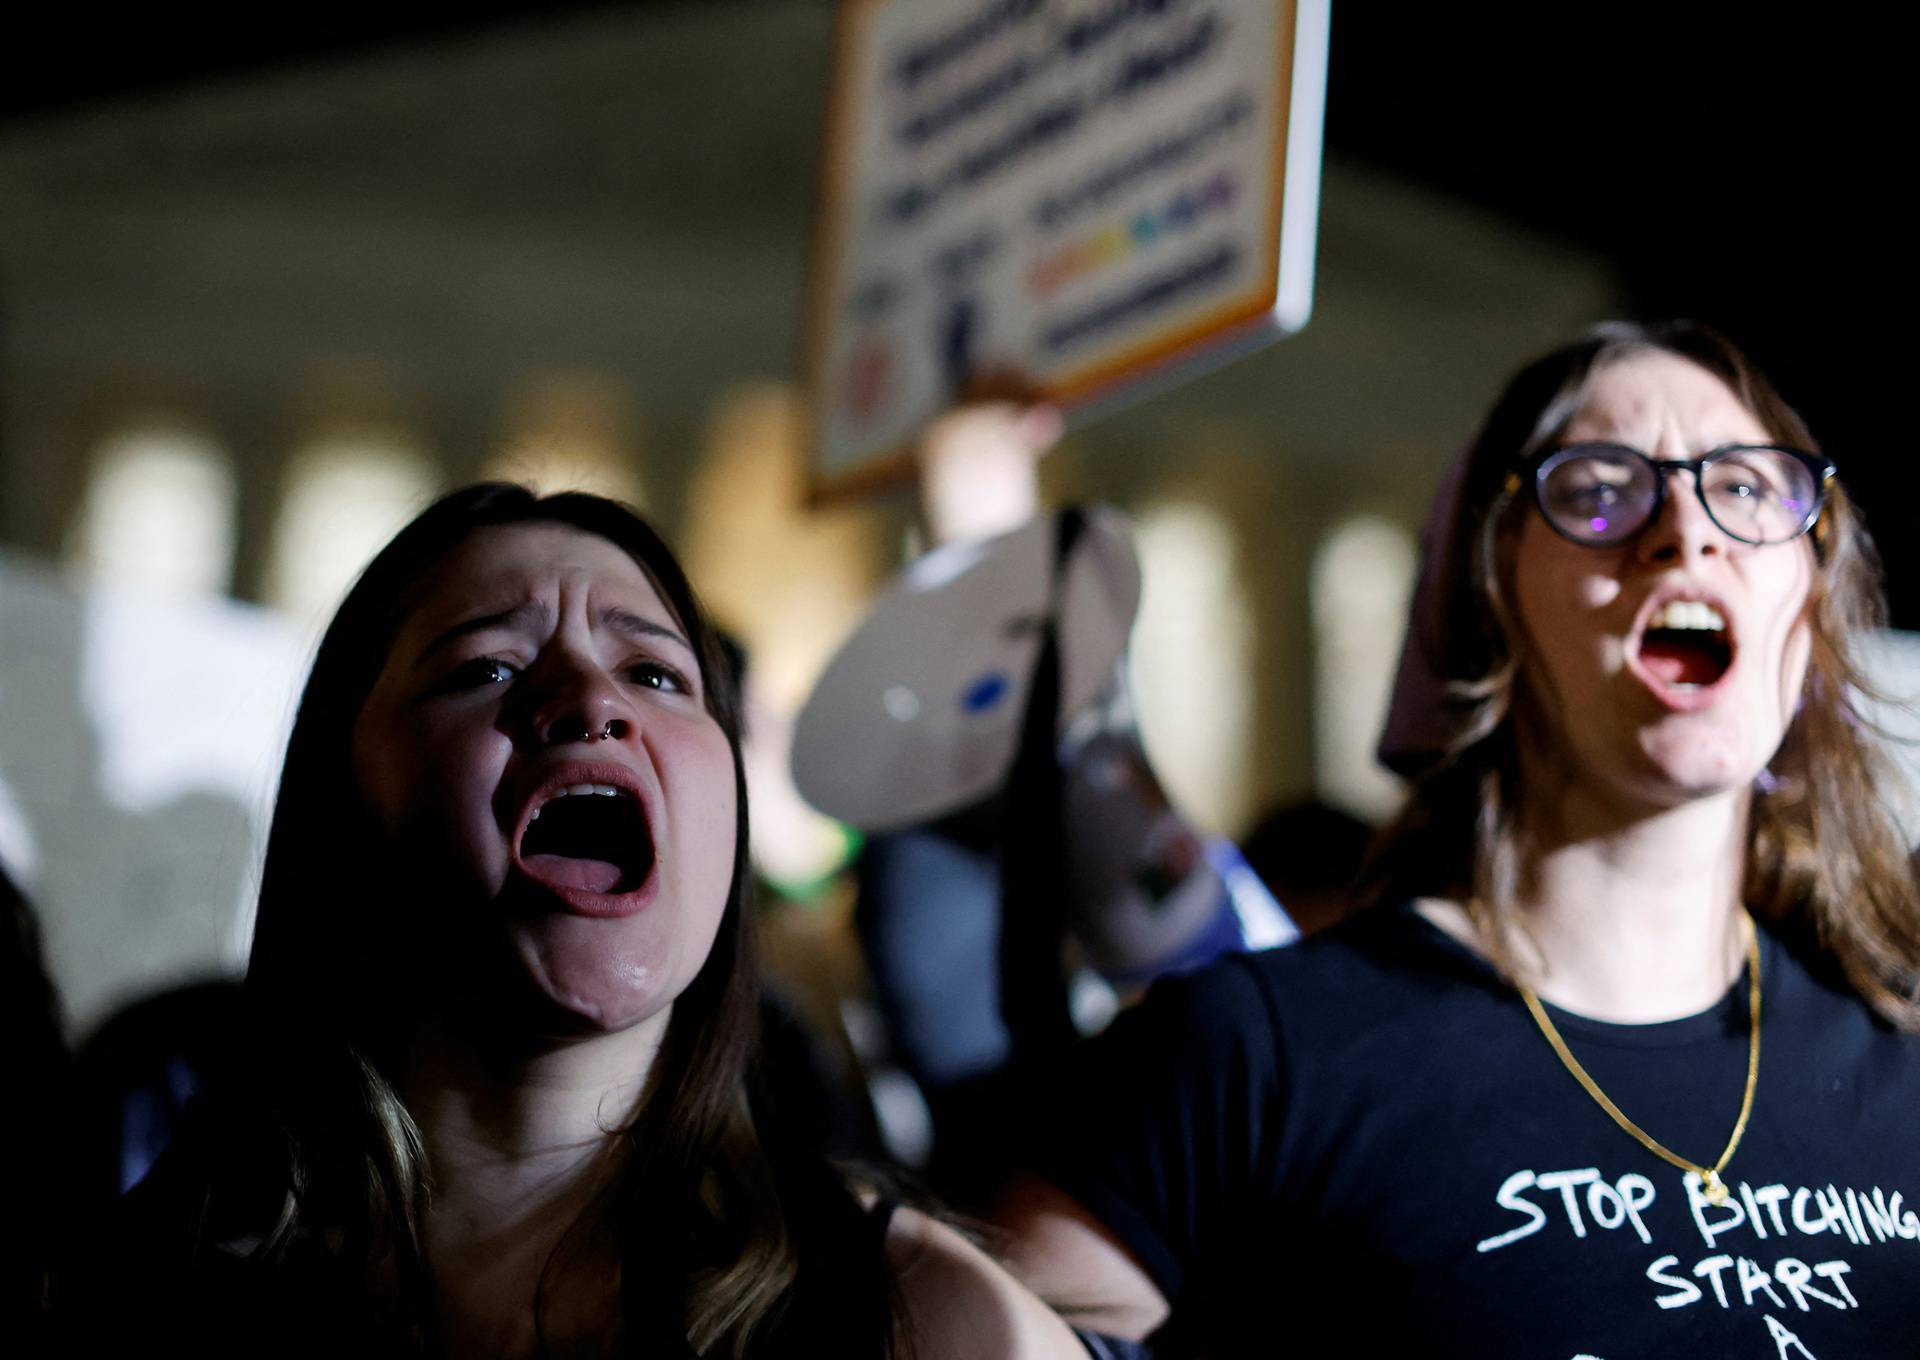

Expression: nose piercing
xmin=549 ymin=717 xmax=620 ymax=744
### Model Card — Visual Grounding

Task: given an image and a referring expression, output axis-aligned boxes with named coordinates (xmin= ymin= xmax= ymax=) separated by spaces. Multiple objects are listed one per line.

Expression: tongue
xmin=523 ymin=853 xmax=625 ymax=894
xmin=1640 ymin=636 xmax=1724 ymax=687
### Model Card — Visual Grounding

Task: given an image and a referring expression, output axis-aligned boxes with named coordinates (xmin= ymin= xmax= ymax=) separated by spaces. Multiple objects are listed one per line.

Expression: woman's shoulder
xmin=1763 ymin=909 xmax=1920 ymax=1046
xmin=882 ymin=1205 xmax=1091 ymax=1359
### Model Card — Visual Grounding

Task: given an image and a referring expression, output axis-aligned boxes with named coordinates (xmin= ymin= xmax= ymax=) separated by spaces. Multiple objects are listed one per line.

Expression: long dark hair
xmin=1373 ymin=321 xmax=1920 ymax=1026
xmin=229 ymin=485 xmax=891 ymax=1353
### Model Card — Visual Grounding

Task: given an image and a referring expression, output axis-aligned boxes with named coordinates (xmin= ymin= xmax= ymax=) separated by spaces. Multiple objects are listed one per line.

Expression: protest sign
xmin=804 ymin=0 xmax=1328 ymax=496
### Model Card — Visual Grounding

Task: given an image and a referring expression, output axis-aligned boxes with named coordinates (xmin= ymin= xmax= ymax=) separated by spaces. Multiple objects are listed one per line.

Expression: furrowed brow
xmin=601 ymin=605 xmax=693 ymax=657
xmin=413 ymin=599 xmax=553 ymax=669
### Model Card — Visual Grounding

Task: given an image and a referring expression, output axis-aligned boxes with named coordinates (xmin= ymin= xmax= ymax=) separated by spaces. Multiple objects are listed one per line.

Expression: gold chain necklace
xmin=1515 ymin=912 xmax=1761 ymax=1206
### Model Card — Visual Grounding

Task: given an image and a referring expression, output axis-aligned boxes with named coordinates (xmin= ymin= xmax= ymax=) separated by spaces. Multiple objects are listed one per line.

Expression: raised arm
xmin=914 ymin=399 xmax=1062 ymax=546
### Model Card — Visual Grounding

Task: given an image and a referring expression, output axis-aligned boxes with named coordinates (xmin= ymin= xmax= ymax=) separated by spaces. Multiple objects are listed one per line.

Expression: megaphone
xmin=791 ymin=507 xmax=1294 ymax=993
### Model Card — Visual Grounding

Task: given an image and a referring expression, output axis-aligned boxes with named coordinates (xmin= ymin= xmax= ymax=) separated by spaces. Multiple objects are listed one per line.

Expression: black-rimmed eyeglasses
xmin=1528 ymin=442 xmax=1835 ymax=548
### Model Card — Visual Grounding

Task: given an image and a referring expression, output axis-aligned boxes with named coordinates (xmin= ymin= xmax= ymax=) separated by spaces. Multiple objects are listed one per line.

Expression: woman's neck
xmin=400 ymin=1011 xmax=668 ymax=1358
xmin=1509 ymin=779 xmax=1752 ymax=1022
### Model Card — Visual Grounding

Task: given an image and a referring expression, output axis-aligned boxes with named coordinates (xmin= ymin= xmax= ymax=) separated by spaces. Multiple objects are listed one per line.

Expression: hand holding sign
xmin=915 ymin=399 xmax=1063 ymax=546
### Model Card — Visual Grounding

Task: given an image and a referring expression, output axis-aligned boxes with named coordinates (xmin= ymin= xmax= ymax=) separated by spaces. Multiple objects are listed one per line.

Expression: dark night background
xmin=4 ymin=2 xmax=1907 ymax=617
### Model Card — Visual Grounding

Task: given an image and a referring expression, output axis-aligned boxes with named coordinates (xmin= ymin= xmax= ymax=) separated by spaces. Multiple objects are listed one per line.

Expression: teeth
xmin=1649 ymin=600 xmax=1726 ymax=633
xmin=528 ymin=783 xmax=628 ymax=821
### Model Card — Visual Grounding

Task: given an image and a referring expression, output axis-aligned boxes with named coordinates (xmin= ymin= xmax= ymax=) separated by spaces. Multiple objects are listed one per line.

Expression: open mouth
xmin=519 ymin=783 xmax=655 ymax=895
xmin=1635 ymin=599 xmax=1734 ymax=690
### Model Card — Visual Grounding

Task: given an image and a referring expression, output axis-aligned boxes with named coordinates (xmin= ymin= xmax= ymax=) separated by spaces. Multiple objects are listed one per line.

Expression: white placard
xmin=804 ymin=0 xmax=1328 ymax=496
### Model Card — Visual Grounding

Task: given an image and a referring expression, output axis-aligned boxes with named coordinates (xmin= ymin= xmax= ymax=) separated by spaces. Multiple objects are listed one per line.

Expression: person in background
xmin=72 ymin=979 xmax=245 ymax=1201
xmin=69 ymin=484 xmax=1087 ymax=1358
xmin=853 ymin=396 xmax=1065 ymax=1196
xmin=855 ymin=396 xmax=1292 ymax=1203
xmin=992 ymin=321 xmax=1920 ymax=1356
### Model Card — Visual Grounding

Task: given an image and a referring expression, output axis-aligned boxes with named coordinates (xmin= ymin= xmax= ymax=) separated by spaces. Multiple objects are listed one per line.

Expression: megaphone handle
xmin=995 ymin=510 xmax=1087 ymax=1069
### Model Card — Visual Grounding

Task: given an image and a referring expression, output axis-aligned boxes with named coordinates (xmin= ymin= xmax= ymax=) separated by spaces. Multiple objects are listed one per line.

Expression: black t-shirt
xmin=1040 ymin=904 xmax=1920 ymax=1358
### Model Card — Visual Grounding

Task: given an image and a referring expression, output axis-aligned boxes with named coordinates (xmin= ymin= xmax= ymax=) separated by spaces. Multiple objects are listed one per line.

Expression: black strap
xmin=996 ymin=509 xmax=1087 ymax=1072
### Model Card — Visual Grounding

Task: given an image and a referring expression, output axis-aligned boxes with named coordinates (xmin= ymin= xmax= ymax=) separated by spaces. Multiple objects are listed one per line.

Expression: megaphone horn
xmin=793 ymin=507 xmax=1295 ymax=998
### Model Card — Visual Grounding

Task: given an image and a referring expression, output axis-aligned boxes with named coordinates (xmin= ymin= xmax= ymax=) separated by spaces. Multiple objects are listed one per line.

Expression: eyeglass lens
xmin=1538 ymin=446 xmax=1819 ymax=546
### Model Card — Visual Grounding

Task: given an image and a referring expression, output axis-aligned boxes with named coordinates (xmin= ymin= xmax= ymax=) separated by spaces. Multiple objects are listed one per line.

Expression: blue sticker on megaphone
xmin=960 ymin=671 xmax=1010 ymax=714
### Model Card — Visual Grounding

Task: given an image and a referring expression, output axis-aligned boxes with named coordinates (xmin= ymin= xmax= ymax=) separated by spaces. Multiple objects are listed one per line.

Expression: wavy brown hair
xmin=1372 ymin=321 xmax=1920 ymax=1027
xmin=218 ymin=485 xmax=895 ymax=1354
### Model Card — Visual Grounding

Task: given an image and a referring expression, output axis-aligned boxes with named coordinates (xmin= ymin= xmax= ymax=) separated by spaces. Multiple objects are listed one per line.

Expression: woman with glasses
xmin=995 ymin=322 xmax=1920 ymax=1356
